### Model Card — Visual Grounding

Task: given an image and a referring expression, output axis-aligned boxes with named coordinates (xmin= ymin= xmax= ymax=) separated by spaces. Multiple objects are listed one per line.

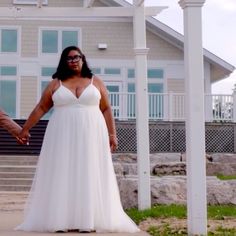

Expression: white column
xmin=233 ymin=89 xmax=236 ymax=123
xmin=178 ymin=0 xmax=207 ymax=235
xmin=133 ymin=0 xmax=151 ymax=210
xmin=204 ymin=63 xmax=213 ymax=122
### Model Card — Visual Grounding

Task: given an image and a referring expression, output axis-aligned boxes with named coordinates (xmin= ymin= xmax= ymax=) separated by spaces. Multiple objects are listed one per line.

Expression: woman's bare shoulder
xmin=93 ymin=75 xmax=105 ymax=87
xmin=48 ymin=78 xmax=60 ymax=93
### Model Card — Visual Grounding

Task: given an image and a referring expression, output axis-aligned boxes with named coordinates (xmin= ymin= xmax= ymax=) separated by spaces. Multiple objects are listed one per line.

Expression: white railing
xmin=108 ymin=92 xmax=236 ymax=122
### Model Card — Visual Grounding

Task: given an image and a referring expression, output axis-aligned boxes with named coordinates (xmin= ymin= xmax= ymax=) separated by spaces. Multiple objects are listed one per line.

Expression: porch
xmin=109 ymin=92 xmax=236 ymax=122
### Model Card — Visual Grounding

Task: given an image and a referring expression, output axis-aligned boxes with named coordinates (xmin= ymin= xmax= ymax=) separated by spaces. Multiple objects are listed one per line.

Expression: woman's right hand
xmin=17 ymin=129 xmax=31 ymax=145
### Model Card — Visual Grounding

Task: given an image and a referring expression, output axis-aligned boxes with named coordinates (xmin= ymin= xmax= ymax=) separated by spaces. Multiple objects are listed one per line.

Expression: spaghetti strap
xmin=91 ymin=75 xmax=94 ymax=84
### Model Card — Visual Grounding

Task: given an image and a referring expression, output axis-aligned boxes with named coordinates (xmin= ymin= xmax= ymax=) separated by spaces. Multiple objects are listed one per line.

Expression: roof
xmin=102 ymin=0 xmax=235 ymax=82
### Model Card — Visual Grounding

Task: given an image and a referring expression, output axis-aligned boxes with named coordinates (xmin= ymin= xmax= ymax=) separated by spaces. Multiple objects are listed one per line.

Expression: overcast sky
xmin=126 ymin=0 xmax=236 ymax=94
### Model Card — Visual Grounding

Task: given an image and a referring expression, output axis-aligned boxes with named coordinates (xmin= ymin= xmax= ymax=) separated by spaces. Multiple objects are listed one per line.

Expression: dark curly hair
xmin=52 ymin=46 xmax=93 ymax=81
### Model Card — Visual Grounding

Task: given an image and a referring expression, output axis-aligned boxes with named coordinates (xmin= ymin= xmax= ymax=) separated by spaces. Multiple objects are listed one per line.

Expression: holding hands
xmin=16 ymin=129 xmax=31 ymax=145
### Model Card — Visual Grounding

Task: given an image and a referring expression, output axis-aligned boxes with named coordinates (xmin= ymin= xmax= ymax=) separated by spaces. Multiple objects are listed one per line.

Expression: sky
xmin=126 ymin=0 xmax=236 ymax=94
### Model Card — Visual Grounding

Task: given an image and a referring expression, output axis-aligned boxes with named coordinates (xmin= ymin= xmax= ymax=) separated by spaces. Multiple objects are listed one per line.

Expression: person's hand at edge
xmin=109 ymin=134 xmax=118 ymax=153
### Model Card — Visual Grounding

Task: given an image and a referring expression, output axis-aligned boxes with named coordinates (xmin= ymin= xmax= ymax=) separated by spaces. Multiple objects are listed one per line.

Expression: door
xmin=105 ymin=82 xmax=122 ymax=119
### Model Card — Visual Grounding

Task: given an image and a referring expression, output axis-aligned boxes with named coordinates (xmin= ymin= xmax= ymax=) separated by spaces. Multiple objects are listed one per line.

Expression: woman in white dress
xmin=16 ymin=46 xmax=140 ymax=233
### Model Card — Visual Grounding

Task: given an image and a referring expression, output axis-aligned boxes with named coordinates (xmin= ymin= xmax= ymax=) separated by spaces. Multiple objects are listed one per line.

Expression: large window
xmin=41 ymin=29 xmax=80 ymax=54
xmin=0 ymin=66 xmax=17 ymax=117
xmin=0 ymin=29 xmax=18 ymax=53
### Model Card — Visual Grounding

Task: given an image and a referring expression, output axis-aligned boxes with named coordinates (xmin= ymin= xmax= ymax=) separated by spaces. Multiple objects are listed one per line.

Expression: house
xmin=0 ymin=0 xmax=234 ymax=121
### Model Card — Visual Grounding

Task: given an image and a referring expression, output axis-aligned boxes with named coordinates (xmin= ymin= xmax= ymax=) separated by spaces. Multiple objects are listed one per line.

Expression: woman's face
xmin=66 ymin=50 xmax=83 ymax=73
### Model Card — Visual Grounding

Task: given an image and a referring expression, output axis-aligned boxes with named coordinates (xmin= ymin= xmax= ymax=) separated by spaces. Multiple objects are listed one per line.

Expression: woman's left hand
xmin=109 ymin=135 xmax=118 ymax=153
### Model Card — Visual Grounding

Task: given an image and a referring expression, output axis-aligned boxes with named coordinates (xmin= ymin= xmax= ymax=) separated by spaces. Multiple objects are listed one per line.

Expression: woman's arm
xmin=19 ymin=80 xmax=57 ymax=140
xmin=96 ymin=77 xmax=118 ymax=152
xmin=0 ymin=109 xmax=22 ymax=137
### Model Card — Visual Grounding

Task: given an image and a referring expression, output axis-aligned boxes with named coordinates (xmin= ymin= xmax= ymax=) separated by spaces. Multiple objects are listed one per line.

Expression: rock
xmin=210 ymin=153 xmax=236 ymax=163
xmin=118 ymin=176 xmax=236 ymax=209
xmin=152 ymin=162 xmax=186 ymax=176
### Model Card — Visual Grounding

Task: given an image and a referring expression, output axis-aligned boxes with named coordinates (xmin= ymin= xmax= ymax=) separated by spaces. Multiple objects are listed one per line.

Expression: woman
xmin=16 ymin=46 xmax=139 ymax=233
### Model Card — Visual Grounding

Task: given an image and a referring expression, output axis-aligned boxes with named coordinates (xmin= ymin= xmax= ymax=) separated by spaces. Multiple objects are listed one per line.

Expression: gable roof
xmin=101 ymin=0 xmax=235 ymax=82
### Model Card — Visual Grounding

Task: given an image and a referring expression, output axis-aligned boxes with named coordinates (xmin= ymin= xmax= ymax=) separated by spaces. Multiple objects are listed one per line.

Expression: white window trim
xmin=0 ymin=26 xmax=21 ymax=55
xmin=13 ymin=0 xmax=48 ymax=5
xmin=39 ymin=27 xmax=82 ymax=57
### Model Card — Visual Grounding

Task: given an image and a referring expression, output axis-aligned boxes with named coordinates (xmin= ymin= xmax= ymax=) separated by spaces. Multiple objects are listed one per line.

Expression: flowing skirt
xmin=16 ymin=106 xmax=139 ymax=233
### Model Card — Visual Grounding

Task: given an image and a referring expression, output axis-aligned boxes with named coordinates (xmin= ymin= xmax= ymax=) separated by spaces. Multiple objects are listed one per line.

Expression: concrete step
xmin=0 ymin=172 xmax=35 ymax=179
xmin=0 ymin=160 xmax=37 ymax=166
xmin=0 ymin=155 xmax=38 ymax=161
xmin=0 ymin=178 xmax=32 ymax=186
xmin=0 ymin=166 xmax=36 ymax=173
xmin=0 ymin=185 xmax=31 ymax=192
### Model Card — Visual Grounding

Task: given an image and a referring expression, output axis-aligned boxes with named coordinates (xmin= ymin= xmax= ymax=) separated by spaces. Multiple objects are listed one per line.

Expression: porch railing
xmin=108 ymin=92 xmax=236 ymax=122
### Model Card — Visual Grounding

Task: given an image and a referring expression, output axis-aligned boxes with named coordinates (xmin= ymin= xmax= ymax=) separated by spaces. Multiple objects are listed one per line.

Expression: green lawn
xmin=126 ymin=204 xmax=236 ymax=236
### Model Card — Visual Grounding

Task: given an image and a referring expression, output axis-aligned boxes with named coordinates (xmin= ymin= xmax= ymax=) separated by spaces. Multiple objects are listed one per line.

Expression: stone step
xmin=0 ymin=155 xmax=38 ymax=161
xmin=0 ymin=178 xmax=32 ymax=186
xmin=0 ymin=160 xmax=37 ymax=166
xmin=0 ymin=172 xmax=35 ymax=179
xmin=0 ymin=185 xmax=31 ymax=192
xmin=0 ymin=166 xmax=36 ymax=173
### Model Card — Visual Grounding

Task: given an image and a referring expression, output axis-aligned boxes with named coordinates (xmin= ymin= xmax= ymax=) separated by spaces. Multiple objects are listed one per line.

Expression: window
xmin=0 ymin=66 xmax=17 ymax=117
xmin=1 ymin=66 xmax=17 ymax=75
xmin=127 ymin=68 xmax=164 ymax=79
xmin=104 ymin=68 xmax=121 ymax=75
xmin=91 ymin=68 xmax=101 ymax=75
xmin=0 ymin=29 xmax=17 ymax=53
xmin=148 ymin=83 xmax=163 ymax=93
xmin=148 ymin=69 xmax=163 ymax=79
xmin=42 ymin=31 xmax=58 ymax=53
xmin=127 ymin=69 xmax=135 ymax=79
xmin=13 ymin=0 xmax=48 ymax=5
xmin=41 ymin=67 xmax=56 ymax=77
xmin=41 ymin=29 xmax=80 ymax=54
xmin=62 ymin=31 xmax=78 ymax=50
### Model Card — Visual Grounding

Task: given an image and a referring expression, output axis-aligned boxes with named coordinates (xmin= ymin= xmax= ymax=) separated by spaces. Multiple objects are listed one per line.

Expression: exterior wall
xmin=0 ymin=1 xmax=12 ymax=7
xmin=0 ymin=0 xmax=84 ymax=7
xmin=48 ymin=0 xmax=83 ymax=7
xmin=0 ymin=0 xmax=216 ymax=120
xmin=167 ymin=79 xmax=184 ymax=93
xmin=147 ymin=31 xmax=183 ymax=61
xmin=20 ymin=76 xmax=37 ymax=118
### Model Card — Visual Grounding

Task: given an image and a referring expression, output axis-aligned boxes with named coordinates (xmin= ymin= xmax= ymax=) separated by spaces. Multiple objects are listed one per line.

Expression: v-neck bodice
xmin=52 ymin=82 xmax=101 ymax=107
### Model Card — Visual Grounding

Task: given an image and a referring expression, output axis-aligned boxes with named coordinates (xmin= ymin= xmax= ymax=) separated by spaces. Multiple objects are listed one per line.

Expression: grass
xmin=126 ymin=204 xmax=236 ymax=236
xmin=126 ymin=204 xmax=236 ymax=224
xmin=126 ymin=204 xmax=186 ymax=224
xmin=216 ymin=174 xmax=236 ymax=180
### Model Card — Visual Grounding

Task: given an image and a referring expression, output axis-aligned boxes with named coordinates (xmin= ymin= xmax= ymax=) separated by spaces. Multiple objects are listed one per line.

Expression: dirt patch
xmin=139 ymin=217 xmax=236 ymax=232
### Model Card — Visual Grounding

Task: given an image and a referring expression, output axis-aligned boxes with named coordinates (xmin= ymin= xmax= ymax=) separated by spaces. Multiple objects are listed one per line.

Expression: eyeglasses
xmin=66 ymin=55 xmax=82 ymax=63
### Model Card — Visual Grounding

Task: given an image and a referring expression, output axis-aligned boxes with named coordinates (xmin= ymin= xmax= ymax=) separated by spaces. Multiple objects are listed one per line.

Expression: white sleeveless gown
xmin=16 ymin=79 xmax=139 ymax=233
